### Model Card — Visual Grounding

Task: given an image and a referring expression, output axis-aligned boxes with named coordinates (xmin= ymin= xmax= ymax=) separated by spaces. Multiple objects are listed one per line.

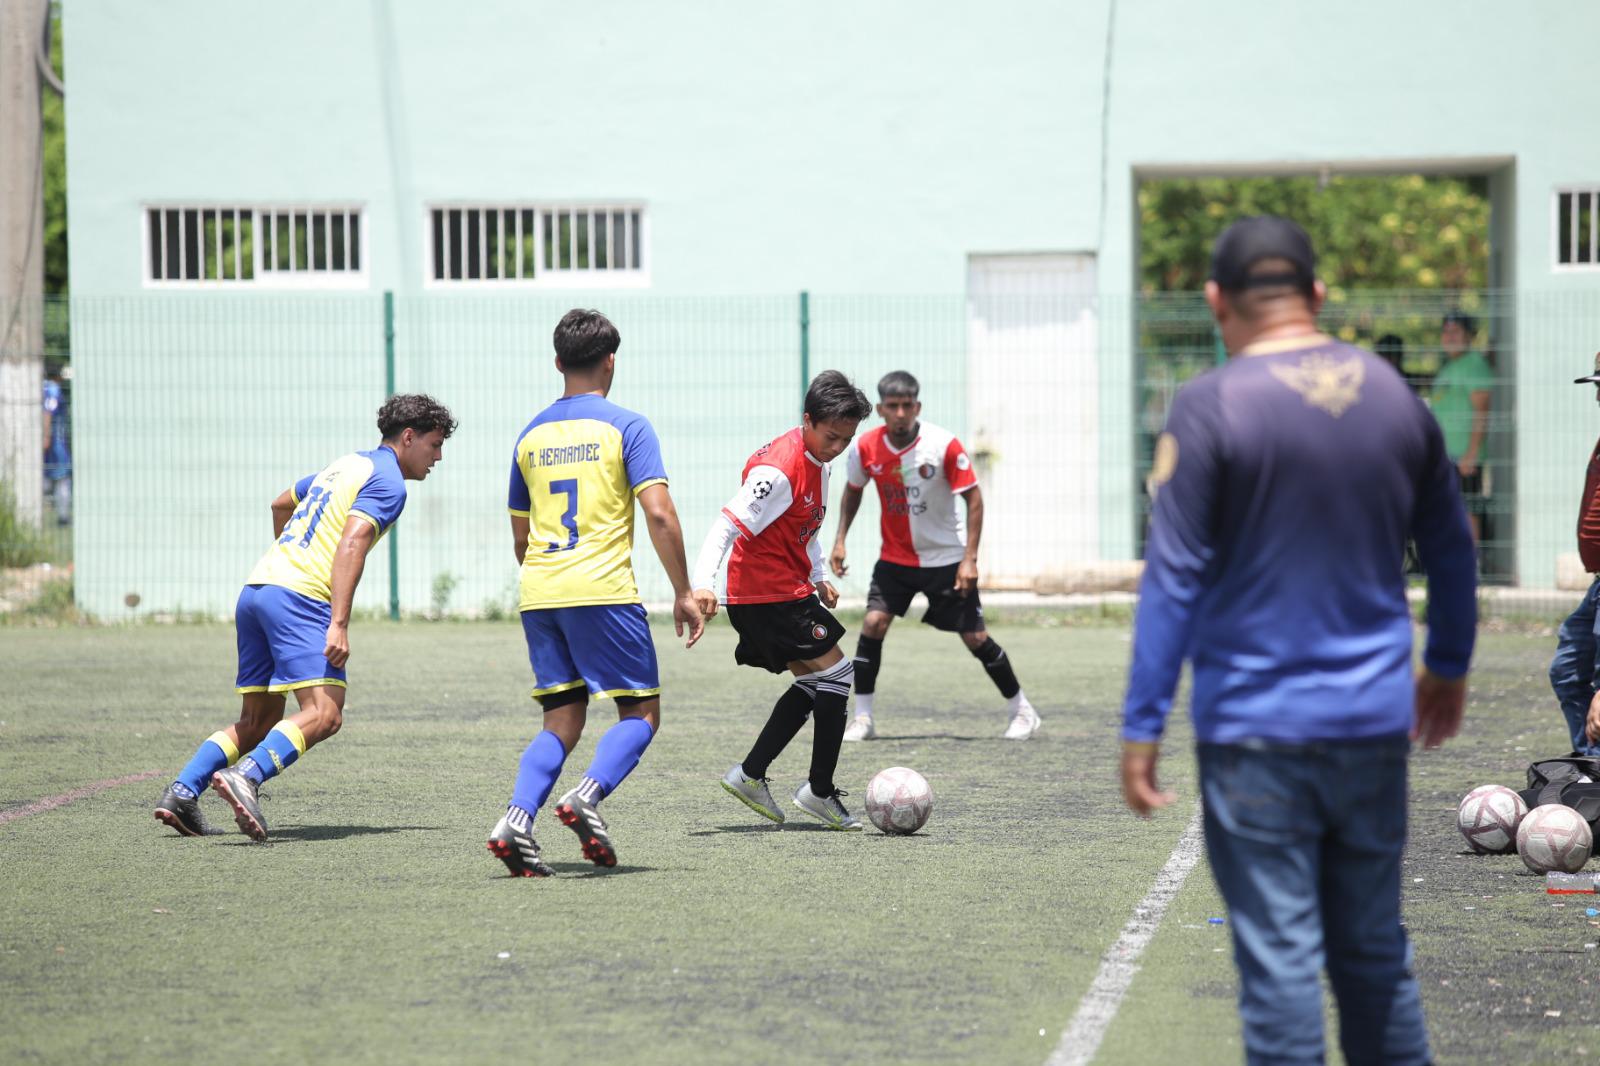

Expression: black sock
xmin=852 ymin=635 xmax=883 ymax=696
xmin=807 ymin=659 xmax=854 ymax=795
xmin=742 ymin=680 xmax=815 ymax=779
xmin=971 ymin=637 xmax=1020 ymax=699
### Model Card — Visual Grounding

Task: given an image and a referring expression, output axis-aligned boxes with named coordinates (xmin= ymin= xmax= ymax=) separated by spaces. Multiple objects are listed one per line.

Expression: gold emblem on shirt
xmin=1269 ymin=354 xmax=1365 ymax=417
xmin=1146 ymin=432 xmax=1178 ymax=498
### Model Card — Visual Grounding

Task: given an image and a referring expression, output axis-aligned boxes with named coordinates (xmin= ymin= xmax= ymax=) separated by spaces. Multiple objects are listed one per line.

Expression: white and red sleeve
xmin=845 ymin=439 xmax=868 ymax=490
xmin=945 ymin=436 xmax=978 ymax=494
xmin=721 ymin=464 xmax=794 ymax=538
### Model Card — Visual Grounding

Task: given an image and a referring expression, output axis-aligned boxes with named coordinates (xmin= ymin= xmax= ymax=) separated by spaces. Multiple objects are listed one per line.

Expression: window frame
xmin=422 ymin=202 xmax=650 ymax=290
xmin=1551 ymin=186 xmax=1600 ymax=273
xmin=140 ymin=203 xmax=370 ymax=289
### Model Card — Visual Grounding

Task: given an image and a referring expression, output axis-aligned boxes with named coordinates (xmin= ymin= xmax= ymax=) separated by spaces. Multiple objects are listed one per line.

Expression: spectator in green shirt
xmin=1432 ymin=310 xmax=1492 ymax=541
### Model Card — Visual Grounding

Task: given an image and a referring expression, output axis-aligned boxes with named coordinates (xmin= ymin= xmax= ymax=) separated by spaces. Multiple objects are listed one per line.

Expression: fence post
xmin=799 ymin=290 xmax=810 ymax=400
xmin=384 ymin=291 xmax=400 ymax=622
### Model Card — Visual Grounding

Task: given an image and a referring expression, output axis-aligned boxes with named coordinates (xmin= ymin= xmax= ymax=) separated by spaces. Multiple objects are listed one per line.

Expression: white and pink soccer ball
xmin=866 ymin=767 xmax=933 ymax=835
xmin=1515 ymin=803 xmax=1594 ymax=874
xmin=1456 ymin=784 xmax=1528 ymax=854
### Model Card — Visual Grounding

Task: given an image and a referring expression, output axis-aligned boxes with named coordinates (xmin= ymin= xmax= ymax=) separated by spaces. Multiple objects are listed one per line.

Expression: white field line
xmin=1047 ymin=808 xmax=1206 ymax=1066
xmin=0 ymin=769 xmax=167 ymax=827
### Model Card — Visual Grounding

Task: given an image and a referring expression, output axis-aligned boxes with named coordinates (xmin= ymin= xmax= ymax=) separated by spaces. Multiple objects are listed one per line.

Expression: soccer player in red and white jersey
xmin=692 ymin=371 xmax=874 ymax=830
xmin=829 ymin=370 xmax=1040 ymax=740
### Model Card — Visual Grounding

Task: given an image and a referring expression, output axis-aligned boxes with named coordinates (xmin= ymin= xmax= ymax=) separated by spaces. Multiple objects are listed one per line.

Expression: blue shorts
xmin=521 ymin=602 xmax=660 ymax=702
xmin=234 ymin=583 xmax=346 ymax=694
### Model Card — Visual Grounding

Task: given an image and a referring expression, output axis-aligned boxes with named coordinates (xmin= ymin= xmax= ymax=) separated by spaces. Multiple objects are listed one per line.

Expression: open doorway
xmin=1132 ymin=164 xmax=1514 ymax=580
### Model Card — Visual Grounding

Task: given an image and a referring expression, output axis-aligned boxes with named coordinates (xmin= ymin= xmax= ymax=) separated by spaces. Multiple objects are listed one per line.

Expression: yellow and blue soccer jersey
xmin=508 ymin=394 xmax=666 ymax=610
xmin=246 ymin=446 xmax=407 ymax=603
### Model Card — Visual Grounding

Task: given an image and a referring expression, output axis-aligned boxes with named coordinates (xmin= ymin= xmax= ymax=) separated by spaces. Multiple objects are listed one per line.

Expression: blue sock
xmin=175 ymin=731 xmax=241 ymax=796
xmin=240 ymin=723 xmax=307 ymax=785
xmin=578 ymin=717 xmax=656 ymax=803
xmin=510 ymin=731 xmax=569 ymax=818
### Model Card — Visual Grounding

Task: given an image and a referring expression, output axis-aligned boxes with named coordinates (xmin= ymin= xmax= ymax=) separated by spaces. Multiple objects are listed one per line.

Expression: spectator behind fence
xmin=1375 ymin=333 xmax=1426 ymax=394
xmin=41 ymin=364 xmax=71 ymax=525
xmin=1547 ymin=351 xmax=1600 ymax=758
xmin=1432 ymin=310 xmax=1493 ymax=541
xmin=1120 ymin=215 xmax=1477 ymax=1065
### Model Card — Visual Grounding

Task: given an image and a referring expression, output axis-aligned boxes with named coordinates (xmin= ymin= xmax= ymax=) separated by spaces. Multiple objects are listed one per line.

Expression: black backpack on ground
xmin=1517 ymin=755 xmax=1600 ymax=832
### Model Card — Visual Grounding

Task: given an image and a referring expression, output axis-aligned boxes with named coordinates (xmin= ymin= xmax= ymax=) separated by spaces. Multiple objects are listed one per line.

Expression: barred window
xmin=144 ymin=206 xmax=365 ymax=286
xmin=1555 ymin=188 xmax=1600 ymax=269
xmin=428 ymin=205 xmax=645 ymax=285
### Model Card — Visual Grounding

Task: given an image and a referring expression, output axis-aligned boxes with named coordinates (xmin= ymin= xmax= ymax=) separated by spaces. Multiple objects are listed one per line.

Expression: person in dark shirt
xmin=1121 ymin=216 xmax=1477 ymax=1065
xmin=1547 ymin=351 xmax=1600 ymax=757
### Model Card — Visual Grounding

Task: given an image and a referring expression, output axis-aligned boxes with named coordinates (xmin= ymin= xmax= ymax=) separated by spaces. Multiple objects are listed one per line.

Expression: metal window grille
xmin=1555 ymin=188 xmax=1599 ymax=268
xmin=145 ymin=207 xmax=363 ymax=283
xmin=428 ymin=205 xmax=644 ymax=282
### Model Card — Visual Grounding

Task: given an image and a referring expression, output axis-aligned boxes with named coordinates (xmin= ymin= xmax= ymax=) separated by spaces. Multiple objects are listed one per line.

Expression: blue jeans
xmin=1549 ymin=577 xmax=1600 ymax=756
xmin=1198 ymin=738 xmax=1430 ymax=1066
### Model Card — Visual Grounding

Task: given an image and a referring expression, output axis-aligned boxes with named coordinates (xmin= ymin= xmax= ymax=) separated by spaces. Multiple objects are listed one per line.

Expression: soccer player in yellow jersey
xmin=487 ymin=309 xmax=704 ymax=877
xmin=153 ymin=395 xmax=456 ymax=841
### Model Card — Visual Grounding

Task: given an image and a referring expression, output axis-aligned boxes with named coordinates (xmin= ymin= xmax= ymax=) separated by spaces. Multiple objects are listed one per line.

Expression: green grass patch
xmin=0 ymin=623 xmax=1595 ymax=1064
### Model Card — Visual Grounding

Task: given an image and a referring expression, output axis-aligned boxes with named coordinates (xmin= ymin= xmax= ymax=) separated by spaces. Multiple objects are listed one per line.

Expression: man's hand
xmin=1457 ymin=455 xmax=1479 ymax=478
xmin=324 ymin=622 xmax=351 ymax=669
xmin=1586 ymin=689 xmax=1600 ymax=746
xmin=1413 ymin=668 xmax=1467 ymax=749
xmin=693 ymin=588 xmax=719 ymax=621
xmin=954 ymin=557 xmax=978 ymax=595
xmin=829 ymin=541 xmax=849 ymax=578
xmin=1121 ymin=742 xmax=1175 ymax=818
xmin=673 ymin=590 xmax=705 ymax=649
xmin=817 ymin=580 xmax=839 ymax=609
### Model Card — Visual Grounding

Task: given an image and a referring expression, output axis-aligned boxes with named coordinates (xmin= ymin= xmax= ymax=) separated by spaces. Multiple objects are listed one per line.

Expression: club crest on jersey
xmin=811 ymin=623 xmax=828 ymax=640
xmin=1269 ymin=354 xmax=1365 ymax=417
xmin=917 ymin=462 xmax=936 ymax=480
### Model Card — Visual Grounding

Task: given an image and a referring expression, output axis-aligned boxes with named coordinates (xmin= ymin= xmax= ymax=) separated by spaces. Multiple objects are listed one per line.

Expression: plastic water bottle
xmin=1545 ymin=871 xmax=1600 ymax=894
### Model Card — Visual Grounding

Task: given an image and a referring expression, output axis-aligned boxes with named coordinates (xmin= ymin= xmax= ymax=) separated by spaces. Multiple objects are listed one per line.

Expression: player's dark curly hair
xmin=804 ymin=370 xmax=872 ymax=424
xmin=377 ymin=393 xmax=457 ymax=440
xmin=553 ymin=308 xmax=621 ymax=370
xmin=877 ymin=370 xmax=920 ymax=400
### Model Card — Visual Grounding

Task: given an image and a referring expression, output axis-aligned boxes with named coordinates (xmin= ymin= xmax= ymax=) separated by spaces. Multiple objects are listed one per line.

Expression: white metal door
xmin=966 ymin=254 xmax=1099 ymax=588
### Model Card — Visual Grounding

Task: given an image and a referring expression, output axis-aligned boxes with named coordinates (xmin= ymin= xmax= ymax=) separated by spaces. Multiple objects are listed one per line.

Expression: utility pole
xmin=0 ymin=0 xmax=49 ymax=527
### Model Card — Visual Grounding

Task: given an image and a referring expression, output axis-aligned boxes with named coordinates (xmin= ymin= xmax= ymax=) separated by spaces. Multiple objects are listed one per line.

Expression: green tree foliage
xmin=1139 ymin=175 xmax=1490 ymax=296
xmin=43 ymin=7 xmax=65 ymax=295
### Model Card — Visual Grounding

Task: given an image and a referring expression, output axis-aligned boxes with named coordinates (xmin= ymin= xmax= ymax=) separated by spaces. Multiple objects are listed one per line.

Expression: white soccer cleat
xmin=842 ymin=715 xmax=877 ymax=742
xmin=792 ymin=782 xmax=863 ymax=831
xmin=721 ymin=764 xmax=784 ymax=823
xmin=1003 ymin=698 xmax=1042 ymax=740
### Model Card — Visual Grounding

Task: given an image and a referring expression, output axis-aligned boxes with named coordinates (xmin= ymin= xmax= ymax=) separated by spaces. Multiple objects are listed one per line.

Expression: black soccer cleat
xmin=154 ymin=785 xmax=215 ymax=837
xmin=487 ymin=815 xmax=555 ymax=878
xmin=553 ymin=792 xmax=617 ymax=868
xmin=211 ymin=767 xmax=268 ymax=842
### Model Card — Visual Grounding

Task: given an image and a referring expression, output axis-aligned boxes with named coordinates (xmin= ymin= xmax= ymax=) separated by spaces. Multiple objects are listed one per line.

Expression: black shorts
xmin=726 ymin=596 xmax=847 ymax=674
xmin=1456 ymin=467 xmax=1490 ymax=514
xmin=866 ymin=560 xmax=983 ymax=633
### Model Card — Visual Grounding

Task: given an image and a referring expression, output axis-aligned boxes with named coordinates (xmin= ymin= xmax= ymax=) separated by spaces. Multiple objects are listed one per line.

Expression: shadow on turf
xmin=687 ymin=823 xmax=839 ymax=835
xmin=219 ymin=824 xmax=442 ymax=842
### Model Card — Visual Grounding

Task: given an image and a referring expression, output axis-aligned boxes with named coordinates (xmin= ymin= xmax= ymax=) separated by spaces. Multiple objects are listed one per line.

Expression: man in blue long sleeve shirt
xmin=1120 ymin=216 xmax=1477 ymax=1066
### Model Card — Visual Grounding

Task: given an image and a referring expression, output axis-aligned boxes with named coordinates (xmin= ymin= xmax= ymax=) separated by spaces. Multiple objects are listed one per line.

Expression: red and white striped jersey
xmin=724 ymin=428 xmax=830 ymax=604
xmin=846 ymin=421 xmax=977 ymax=567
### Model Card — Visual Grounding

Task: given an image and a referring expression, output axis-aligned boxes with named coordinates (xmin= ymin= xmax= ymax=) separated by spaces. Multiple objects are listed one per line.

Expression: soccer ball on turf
xmin=1456 ymin=784 xmax=1528 ymax=854
xmin=865 ymin=766 xmax=933 ymax=835
xmin=1515 ymin=803 xmax=1594 ymax=874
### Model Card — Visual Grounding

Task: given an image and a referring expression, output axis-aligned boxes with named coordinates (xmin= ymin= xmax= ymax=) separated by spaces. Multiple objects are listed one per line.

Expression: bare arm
xmin=955 ymin=485 xmax=984 ymax=593
xmin=637 ymin=483 xmax=705 ymax=648
xmin=1461 ymin=390 xmax=1490 ymax=474
xmin=270 ymin=488 xmax=297 ymax=539
xmin=829 ymin=483 xmax=865 ymax=577
xmin=510 ymin=513 xmax=530 ymax=566
xmin=324 ymin=519 xmax=379 ymax=668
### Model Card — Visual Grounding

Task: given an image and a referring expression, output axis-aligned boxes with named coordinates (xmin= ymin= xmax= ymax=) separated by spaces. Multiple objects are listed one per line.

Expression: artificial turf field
xmin=2 ymin=618 xmax=1598 ymax=1065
